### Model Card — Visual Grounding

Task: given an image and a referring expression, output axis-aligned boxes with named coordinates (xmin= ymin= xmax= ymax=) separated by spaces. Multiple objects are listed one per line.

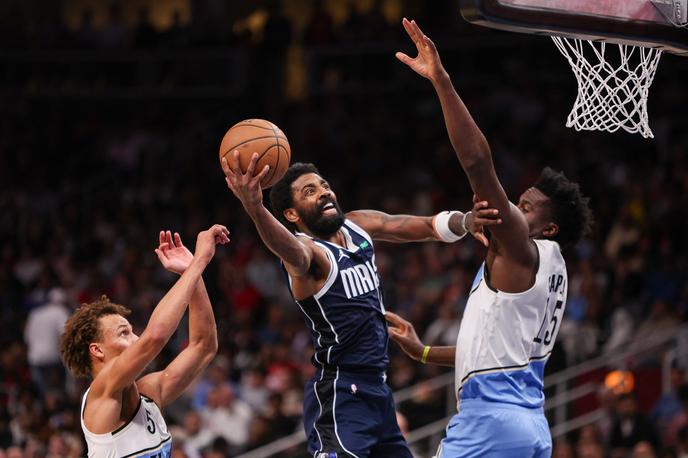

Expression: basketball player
xmin=394 ymin=18 xmax=593 ymax=457
xmin=59 ymin=225 xmax=229 ymax=457
xmin=221 ymin=153 xmax=501 ymax=457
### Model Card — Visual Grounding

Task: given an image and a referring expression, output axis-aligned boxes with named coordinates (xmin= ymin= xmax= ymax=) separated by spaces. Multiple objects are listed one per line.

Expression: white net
xmin=551 ymin=37 xmax=663 ymax=138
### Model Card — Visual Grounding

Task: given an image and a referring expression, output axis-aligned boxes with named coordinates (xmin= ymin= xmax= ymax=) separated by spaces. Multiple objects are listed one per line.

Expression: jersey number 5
xmin=534 ymin=299 xmax=564 ymax=346
xmin=145 ymin=409 xmax=156 ymax=434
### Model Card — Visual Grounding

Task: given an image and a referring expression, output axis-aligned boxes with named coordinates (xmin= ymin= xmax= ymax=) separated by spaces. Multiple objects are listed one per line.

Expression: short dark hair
xmin=59 ymin=295 xmax=131 ymax=378
xmin=269 ymin=162 xmax=320 ymax=232
xmin=534 ymin=167 xmax=593 ymax=250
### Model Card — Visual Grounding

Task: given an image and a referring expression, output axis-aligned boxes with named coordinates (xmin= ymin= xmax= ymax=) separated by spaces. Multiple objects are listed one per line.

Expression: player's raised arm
xmin=92 ymin=225 xmax=228 ymax=398
xmin=397 ymin=18 xmax=534 ymax=267
xmin=222 ymin=152 xmax=329 ymax=279
xmin=346 ymin=198 xmax=501 ymax=246
xmin=137 ymin=231 xmax=219 ymax=407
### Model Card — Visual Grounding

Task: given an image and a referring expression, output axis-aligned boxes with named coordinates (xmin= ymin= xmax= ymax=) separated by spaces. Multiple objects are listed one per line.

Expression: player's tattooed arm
xmin=386 ymin=312 xmax=455 ymax=367
xmin=346 ymin=200 xmax=500 ymax=245
xmin=347 ymin=210 xmax=437 ymax=243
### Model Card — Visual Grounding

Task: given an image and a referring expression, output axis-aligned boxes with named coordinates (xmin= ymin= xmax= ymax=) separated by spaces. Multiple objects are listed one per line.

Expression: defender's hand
xmin=155 ymin=230 xmax=194 ymax=275
xmin=221 ymin=151 xmax=271 ymax=212
xmin=194 ymin=224 xmax=230 ymax=264
xmin=386 ymin=312 xmax=425 ymax=362
xmin=396 ymin=18 xmax=447 ymax=83
xmin=467 ymin=198 xmax=502 ymax=247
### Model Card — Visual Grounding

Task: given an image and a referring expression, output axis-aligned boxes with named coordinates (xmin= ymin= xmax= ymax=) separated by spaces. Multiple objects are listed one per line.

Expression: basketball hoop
xmin=551 ymin=37 xmax=662 ymax=138
xmin=460 ymin=0 xmax=688 ymax=139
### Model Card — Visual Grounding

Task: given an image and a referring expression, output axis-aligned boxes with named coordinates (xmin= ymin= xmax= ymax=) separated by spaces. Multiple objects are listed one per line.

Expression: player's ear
xmin=284 ymin=208 xmax=299 ymax=224
xmin=542 ymin=222 xmax=559 ymax=238
xmin=89 ymin=342 xmax=105 ymax=361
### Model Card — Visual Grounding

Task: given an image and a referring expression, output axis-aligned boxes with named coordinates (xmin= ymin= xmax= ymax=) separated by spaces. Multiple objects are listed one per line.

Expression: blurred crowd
xmin=1 ymin=0 xmax=688 ymax=457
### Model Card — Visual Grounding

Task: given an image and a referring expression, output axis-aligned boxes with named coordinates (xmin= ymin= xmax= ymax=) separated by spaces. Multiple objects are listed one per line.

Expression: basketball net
xmin=552 ymin=37 xmax=662 ymax=138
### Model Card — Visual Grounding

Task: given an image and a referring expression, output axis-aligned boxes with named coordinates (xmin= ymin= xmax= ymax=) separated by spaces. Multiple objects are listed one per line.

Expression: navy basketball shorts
xmin=303 ymin=366 xmax=413 ymax=458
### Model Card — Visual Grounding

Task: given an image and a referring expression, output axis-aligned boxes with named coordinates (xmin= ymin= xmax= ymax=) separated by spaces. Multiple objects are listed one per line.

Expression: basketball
xmin=219 ymin=119 xmax=291 ymax=189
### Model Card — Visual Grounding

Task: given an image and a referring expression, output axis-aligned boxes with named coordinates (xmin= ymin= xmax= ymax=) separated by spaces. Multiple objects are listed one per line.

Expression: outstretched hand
xmin=386 ymin=312 xmax=424 ymax=362
xmin=194 ymin=224 xmax=230 ymax=264
xmin=466 ymin=197 xmax=502 ymax=247
xmin=155 ymin=231 xmax=194 ymax=275
xmin=396 ymin=18 xmax=447 ymax=82
xmin=221 ymin=151 xmax=271 ymax=212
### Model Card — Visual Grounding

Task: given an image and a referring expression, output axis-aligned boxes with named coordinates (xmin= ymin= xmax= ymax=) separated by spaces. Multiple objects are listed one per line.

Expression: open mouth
xmin=320 ymin=202 xmax=337 ymax=216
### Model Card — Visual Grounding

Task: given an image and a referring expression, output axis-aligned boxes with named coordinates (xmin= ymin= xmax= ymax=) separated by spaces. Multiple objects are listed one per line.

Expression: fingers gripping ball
xmin=219 ymin=119 xmax=291 ymax=189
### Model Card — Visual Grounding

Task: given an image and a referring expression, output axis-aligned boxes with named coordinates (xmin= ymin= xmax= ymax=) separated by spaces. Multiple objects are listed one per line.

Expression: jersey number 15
xmin=533 ymin=299 xmax=564 ymax=346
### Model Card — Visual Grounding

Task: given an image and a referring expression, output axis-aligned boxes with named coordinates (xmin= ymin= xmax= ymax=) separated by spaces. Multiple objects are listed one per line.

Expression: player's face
xmin=517 ymin=187 xmax=558 ymax=239
xmin=95 ymin=314 xmax=139 ymax=361
xmin=290 ymin=172 xmax=345 ymax=238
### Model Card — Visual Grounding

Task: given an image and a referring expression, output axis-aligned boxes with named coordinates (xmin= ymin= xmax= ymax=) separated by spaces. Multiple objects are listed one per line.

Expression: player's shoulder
xmin=534 ymin=238 xmax=563 ymax=255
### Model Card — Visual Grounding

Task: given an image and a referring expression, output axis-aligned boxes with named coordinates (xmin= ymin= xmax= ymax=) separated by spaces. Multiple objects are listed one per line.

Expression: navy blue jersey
xmin=283 ymin=219 xmax=389 ymax=371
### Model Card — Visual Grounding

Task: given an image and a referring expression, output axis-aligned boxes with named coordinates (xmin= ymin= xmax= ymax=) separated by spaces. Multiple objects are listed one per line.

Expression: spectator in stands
xmin=610 ymin=393 xmax=660 ymax=454
xmin=676 ymin=425 xmax=688 ymax=458
xmin=191 ymin=355 xmax=233 ymax=410
xmin=652 ymin=369 xmax=686 ymax=445
xmin=100 ymin=3 xmax=128 ymax=48
xmin=23 ymin=288 xmax=70 ymax=394
xmin=201 ymin=384 xmax=253 ymax=454
xmin=422 ymin=298 xmax=460 ymax=347
xmin=132 ymin=6 xmax=157 ymax=49
xmin=170 ymin=410 xmax=214 ymax=458
xmin=633 ymin=441 xmax=658 ymax=458
xmin=630 ymin=300 xmax=680 ymax=366
xmin=551 ymin=439 xmax=574 ymax=458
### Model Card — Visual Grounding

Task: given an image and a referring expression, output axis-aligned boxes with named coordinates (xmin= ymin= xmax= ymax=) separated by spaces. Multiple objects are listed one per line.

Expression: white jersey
xmin=81 ymin=388 xmax=172 ymax=458
xmin=455 ymin=239 xmax=567 ymax=410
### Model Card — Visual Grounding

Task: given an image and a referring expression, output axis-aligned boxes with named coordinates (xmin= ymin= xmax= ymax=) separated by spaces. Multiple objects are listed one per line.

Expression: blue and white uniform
xmin=284 ymin=219 xmax=412 ymax=458
xmin=81 ymin=388 xmax=171 ymax=458
xmin=438 ymin=239 xmax=567 ymax=458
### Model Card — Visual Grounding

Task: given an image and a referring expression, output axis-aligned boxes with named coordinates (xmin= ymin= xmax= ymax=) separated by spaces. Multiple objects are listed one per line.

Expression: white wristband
xmin=432 ymin=211 xmax=466 ymax=243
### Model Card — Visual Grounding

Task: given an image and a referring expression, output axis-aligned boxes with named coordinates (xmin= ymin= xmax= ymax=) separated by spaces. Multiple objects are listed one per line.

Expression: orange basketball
xmin=219 ymin=119 xmax=291 ymax=189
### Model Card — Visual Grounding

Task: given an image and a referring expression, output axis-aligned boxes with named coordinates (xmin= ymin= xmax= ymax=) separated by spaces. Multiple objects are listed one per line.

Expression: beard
xmin=298 ymin=198 xmax=345 ymax=238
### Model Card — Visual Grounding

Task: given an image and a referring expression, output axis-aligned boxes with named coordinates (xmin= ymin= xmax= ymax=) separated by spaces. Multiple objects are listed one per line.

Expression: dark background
xmin=1 ymin=0 xmax=687 ymax=457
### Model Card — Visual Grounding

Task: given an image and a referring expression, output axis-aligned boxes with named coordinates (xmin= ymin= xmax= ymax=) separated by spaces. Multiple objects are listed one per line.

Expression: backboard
xmin=460 ymin=0 xmax=688 ymax=55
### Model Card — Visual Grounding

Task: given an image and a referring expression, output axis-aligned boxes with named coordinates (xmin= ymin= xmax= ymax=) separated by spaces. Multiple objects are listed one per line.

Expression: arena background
xmin=1 ymin=0 xmax=687 ymax=457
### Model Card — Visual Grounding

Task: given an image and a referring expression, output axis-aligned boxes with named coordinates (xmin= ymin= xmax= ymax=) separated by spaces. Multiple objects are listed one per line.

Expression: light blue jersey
xmin=438 ymin=239 xmax=567 ymax=457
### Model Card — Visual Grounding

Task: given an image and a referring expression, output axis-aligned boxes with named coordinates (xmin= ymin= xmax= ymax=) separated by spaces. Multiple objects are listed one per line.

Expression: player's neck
xmin=325 ymin=230 xmax=346 ymax=247
xmin=297 ymin=226 xmax=344 ymax=245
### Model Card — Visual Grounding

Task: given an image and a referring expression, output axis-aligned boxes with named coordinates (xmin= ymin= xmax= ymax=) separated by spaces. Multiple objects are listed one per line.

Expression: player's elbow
xmin=462 ymin=150 xmax=490 ymax=174
xmin=143 ymin=325 xmax=170 ymax=350
xmin=204 ymin=335 xmax=219 ymax=356
xmin=201 ymin=345 xmax=218 ymax=367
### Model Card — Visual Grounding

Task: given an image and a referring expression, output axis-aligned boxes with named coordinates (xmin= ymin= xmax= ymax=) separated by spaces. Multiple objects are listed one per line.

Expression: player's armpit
xmin=135 ymin=373 xmax=164 ymax=408
xmin=286 ymin=238 xmax=332 ymax=300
